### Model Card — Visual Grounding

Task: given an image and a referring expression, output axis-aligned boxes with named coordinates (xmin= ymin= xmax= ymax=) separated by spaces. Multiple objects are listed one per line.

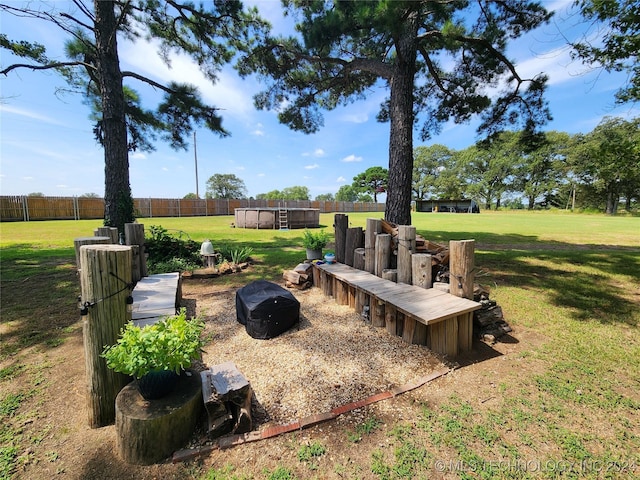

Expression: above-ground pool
xmin=234 ymin=208 xmax=320 ymax=229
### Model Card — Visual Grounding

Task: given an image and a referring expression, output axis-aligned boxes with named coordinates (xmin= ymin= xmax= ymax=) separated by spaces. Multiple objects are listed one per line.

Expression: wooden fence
xmin=0 ymin=196 xmax=385 ymax=222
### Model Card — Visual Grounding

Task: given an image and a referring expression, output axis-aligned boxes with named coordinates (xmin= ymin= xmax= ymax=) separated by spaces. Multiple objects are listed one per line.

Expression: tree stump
xmin=115 ymin=372 xmax=202 ymax=465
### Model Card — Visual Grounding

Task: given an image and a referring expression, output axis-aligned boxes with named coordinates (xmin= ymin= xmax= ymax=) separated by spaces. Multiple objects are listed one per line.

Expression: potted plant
xmin=302 ymin=229 xmax=329 ymax=260
xmin=101 ymin=308 xmax=205 ymax=399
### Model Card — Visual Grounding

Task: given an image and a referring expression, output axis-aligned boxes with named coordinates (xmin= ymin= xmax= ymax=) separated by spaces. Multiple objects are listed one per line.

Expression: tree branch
xmin=1 ymin=60 xmax=92 ymax=76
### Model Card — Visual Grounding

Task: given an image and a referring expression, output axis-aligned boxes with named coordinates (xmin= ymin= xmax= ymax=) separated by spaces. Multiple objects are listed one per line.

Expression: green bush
xmin=145 ymin=225 xmax=201 ymax=273
xmin=101 ymin=308 xmax=205 ymax=378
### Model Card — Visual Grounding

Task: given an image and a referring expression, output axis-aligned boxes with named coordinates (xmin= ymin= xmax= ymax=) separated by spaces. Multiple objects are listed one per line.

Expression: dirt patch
xmin=4 ymin=277 xmax=536 ymax=480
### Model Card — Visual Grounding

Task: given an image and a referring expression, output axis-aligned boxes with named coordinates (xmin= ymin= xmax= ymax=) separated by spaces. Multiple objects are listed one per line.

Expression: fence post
xmin=79 ymin=244 xmax=132 ymax=428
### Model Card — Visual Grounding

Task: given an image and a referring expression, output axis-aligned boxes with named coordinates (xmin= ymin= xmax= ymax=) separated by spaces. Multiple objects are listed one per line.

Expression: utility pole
xmin=194 ymin=131 xmax=200 ymax=199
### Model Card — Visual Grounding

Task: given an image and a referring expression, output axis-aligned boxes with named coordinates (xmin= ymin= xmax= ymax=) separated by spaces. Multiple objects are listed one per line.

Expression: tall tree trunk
xmin=528 ymin=195 xmax=535 ymax=209
xmin=605 ymin=185 xmax=617 ymax=214
xmin=95 ymin=0 xmax=133 ymax=233
xmin=385 ymin=15 xmax=418 ymax=226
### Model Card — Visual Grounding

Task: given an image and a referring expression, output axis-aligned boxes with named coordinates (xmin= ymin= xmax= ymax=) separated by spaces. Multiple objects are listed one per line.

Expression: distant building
xmin=416 ymin=199 xmax=480 ymax=213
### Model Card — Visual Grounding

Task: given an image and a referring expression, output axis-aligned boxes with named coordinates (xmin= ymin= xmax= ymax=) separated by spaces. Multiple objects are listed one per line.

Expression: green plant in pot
xmin=101 ymin=308 xmax=205 ymax=400
xmin=302 ymin=229 xmax=329 ymax=260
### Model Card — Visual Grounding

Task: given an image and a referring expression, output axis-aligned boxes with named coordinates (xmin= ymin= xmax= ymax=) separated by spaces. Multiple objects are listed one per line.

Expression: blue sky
xmin=1 ymin=0 xmax=637 ymax=200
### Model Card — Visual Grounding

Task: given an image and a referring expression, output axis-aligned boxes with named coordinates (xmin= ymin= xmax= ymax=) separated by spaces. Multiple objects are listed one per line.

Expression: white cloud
xmin=130 ymin=152 xmax=146 ymax=160
xmin=251 ymin=129 xmax=265 ymax=136
xmin=23 ymin=176 xmax=34 ymax=181
xmin=336 ymin=176 xmax=346 ymax=182
xmin=341 ymin=112 xmax=368 ymax=124
xmin=342 ymin=154 xmax=363 ymax=163
xmin=305 ymin=163 xmax=320 ymax=170
xmin=0 ymin=105 xmax=66 ymax=126
xmin=56 ymin=184 xmax=67 ymax=188
xmin=258 ymin=173 xmax=266 ymax=177
xmin=162 ymin=167 xmax=169 ymax=172
xmin=313 ymin=148 xmax=325 ymax=157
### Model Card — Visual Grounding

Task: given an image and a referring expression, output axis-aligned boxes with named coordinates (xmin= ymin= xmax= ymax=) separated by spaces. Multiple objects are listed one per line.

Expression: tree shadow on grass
xmin=0 ymin=244 xmax=80 ymax=358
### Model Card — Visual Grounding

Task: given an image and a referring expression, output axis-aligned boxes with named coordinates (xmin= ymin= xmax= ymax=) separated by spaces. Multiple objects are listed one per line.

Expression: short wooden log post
xmin=411 ymin=253 xmax=433 ymax=289
xmin=334 ymin=214 xmax=349 ymax=264
xmin=449 ymin=240 xmax=475 ymax=299
xmin=94 ymin=226 xmax=118 ymax=244
xmin=115 ymin=373 xmax=202 ymax=465
xmin=354 ymin=248 xmax=365 ymax=271
xmin=355 ymin=288 xmax=366 ymax=316
xmin=74 ymin=236 xmax=111 ymax=270
xmin=364 ymin=218 xmax=381 ymax=274
xmin=450 ymin=240 xmax=475 ymax=353
xmin=397 ymin=225 xmax=416 ymax=285
xmin=385 ymin=304 xmax=397 ymax=336
xmin=336 ymin=279 xmax=349 ymax=306
xmin=349 ymin=286 xmax=356 ymax=309
xmin=79 ymin=244 xmax=132 ymax=428
xmin=374 ymin=233 xmax=392 ymax=278
xmin=125 ymin=223 xmax=147 ymax=278
xmin=372 ymin=297 xmax=385 ymax=327
xmin=345 ymin=227 xmax=363 ymax=267
xmin=382 ymin=268 xmax=397 ymax=282
xmin=130 ymin=245 xmax=141 ymax=284
xmin=312 ymin=264 xmax=321 ymax=286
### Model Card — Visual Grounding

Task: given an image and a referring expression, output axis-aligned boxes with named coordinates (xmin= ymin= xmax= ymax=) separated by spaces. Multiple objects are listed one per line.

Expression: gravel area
xmin=185 ymin=282 xmax=446 ymax=426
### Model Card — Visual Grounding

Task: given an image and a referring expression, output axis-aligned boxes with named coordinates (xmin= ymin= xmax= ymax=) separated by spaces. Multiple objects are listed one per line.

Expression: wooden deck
xmin=131 ymin=272 xmax=182 ymax=327
xmin=313 ymin=262 xmax=480 ymax=357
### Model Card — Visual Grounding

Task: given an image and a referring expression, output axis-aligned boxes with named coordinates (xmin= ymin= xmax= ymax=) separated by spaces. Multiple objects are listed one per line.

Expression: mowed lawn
xmin=1 ymin=210 xmax=639 ymax=479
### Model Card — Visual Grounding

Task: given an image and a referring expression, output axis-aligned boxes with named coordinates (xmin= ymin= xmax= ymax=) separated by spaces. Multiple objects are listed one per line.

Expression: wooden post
xmin=334 ymin=214 xmax=348 ymax=264
xmin=411 ymin=253 xmax=432 ymax=289
xmin=95 ymin=226 xmax=118 ymax=244
xmin=372 ymin=297 xmax=385 ymax=327
xmin=397 ymin=225 xmax=416 ymax=285
xmin=385 ymin=304 xmax=397 ymax=336
xmin=374 ymin=233 xmax=392 ymax=277
xmin=449 ymin=240 xmax=475 ymax=299
xmin=74 ymin=236 xmax=111 ymax=270
xmin=364 ymin=218 xmax=381 ymax=274
xmin=353 ymin=248 xmax=365 ymax=271
xmin=345 ymin=227 xmax=363 ymax=267
xmin=125 ymin=223 xmax=147 ymax=278
xmin=79 ymin=244 xmax=132 ymax=428
xmin=382 ymin=269 xmax=397 ymax=282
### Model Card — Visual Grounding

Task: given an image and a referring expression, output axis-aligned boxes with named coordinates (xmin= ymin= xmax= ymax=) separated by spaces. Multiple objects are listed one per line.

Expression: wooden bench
xmin=312 ymin=262 xmax=480 ymax=357
xmin=131 ymin=272 xmax=182 ymax=327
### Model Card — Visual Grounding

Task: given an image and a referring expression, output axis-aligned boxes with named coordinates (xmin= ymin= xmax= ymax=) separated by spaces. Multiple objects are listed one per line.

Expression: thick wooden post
xmin=449 ymin=240 xmax=475 ymax=299
xmin=353 ymin=248 xmax=365 ymax=270
xmin=344 ymin=227 xmax=363 ymax=267
xmin=385 ymin=304 xmax=397 ymax=336
xmin=450 ymin=240 xmax=475 ymax=353
xmin=374 ymin=233 xmax=392 ymax=277
xmin=334 ymin=214 xmax=348 ymax=264
xmin=74 ymin=236 xmax=111 ymax=270
xmin=397 ymin=225 xmax=416 ymax=285
xmin=382 ymin=269 xmax=397 ymax=282
xmin=125 ymin=223 xmax=147 ymax=278
xmin=411 ymin=253 xmax=432 ymax=289
xmin=371 ymin=297 xmax=385 ymax=327
xmin=95 ymin=226 xmax=119 ymax=244
xmin=364 ymin=218 xmax=381 ymax=274
xmin=80 ymin=244 xmax=132 ymax=428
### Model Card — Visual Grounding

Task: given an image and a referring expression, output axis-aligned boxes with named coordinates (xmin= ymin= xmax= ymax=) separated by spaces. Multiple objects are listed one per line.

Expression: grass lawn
xmin=1 ymin=211 xmax=639 ymax=479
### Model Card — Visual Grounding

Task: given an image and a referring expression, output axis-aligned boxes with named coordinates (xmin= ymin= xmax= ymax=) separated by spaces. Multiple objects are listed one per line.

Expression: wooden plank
xmin=131 ymin=272 xmax=180 ymax=327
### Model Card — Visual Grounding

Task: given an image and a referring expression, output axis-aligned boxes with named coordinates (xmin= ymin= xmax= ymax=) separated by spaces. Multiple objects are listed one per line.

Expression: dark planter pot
xmin=306 ymin=248 xmax=322 ymax=260
xmin=137 ymin=369 xmax=180 ymax=400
